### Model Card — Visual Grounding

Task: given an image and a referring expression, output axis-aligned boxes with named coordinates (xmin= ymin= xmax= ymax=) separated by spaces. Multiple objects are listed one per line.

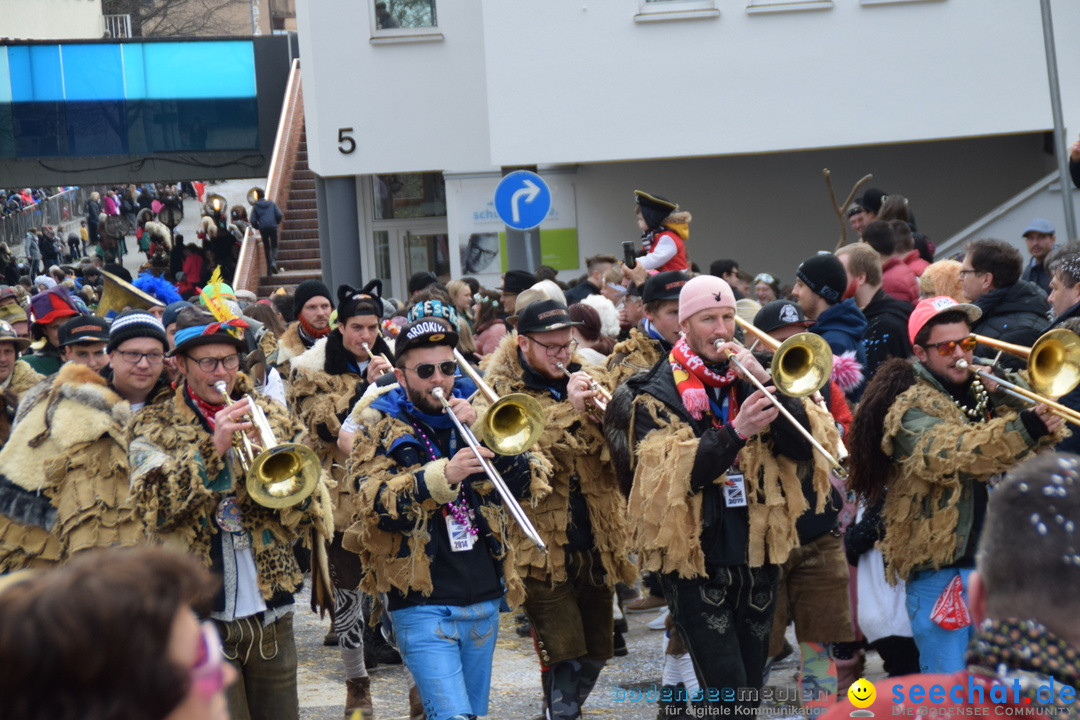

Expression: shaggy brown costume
xmin=606 ymin=327 xmax=663 ymax=388
xmin=0 ymin=363 xmax=141 ymax=572
xmin=129 ymin=374 xmax=333 ymax=600
xmin=475 ymin=333 xmax=636 ymax=586
xmin=879 ymin=363 xmax=1067 ymax=584
xmin=629 ymin=393 xmax=837 ymax=577
xmin=0 ymin=360 xmax=45 ymax=447
xmin=273 ymin=322 xmax=307 ymax=372
xmin=342 ymin=384 xmax=552 ymax=608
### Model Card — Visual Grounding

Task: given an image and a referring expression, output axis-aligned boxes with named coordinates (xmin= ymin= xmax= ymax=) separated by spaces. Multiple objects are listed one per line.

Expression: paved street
xmin=292 ymin=582 xmax=886 ymax=720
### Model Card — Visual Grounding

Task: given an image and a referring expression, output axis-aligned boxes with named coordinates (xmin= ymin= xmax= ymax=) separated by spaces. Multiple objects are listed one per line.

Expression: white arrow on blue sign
xmin=494 ymin=170 xmax=551 ymax=230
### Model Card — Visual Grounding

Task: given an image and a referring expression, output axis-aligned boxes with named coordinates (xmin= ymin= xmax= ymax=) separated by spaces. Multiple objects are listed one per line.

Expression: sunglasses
xmin=403 ymin=360 xmax=457 ymax=379
xmin=190 ymin=622 xmax=227 ymax=698
xmin=923 ymin=335 xmax=977 ymax=356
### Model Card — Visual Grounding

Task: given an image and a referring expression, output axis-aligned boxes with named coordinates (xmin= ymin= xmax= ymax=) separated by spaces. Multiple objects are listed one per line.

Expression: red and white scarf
xmin=669 ymin=336 xmax=738 ymax=422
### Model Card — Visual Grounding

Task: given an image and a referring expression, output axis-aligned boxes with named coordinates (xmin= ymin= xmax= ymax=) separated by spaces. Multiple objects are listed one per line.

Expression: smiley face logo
xmin=848 ymin=678 xmax=876 ymax=709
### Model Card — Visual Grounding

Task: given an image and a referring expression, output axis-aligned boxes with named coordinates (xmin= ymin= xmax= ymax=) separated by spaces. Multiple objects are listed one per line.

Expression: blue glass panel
xmin=61 ymin=44 xmax=124 ymax=101
xmin=29 ymin=45 xmax=63 ymax=102
xmin=0 ymin=48 xmax=11 ymax=104
xmin=7 ymin=46 xmax=32 ymax=103
xmin=142 ymin=41 xmax=255 ymax=100
xmin=121 ymin=44 xmax=147 ymax=100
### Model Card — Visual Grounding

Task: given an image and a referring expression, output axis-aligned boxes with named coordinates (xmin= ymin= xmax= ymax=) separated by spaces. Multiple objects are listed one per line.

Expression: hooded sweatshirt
xmin=811 ymin=298 xmax=868 ymax=400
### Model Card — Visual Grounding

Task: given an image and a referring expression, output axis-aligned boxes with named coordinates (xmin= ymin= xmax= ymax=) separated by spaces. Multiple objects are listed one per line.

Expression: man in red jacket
xmin=824 ymin=452 xmax=1080 ymax=719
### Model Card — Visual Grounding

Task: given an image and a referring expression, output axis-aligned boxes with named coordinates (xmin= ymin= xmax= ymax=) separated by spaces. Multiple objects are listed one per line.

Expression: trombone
xmin=716 ymin=317 xmax=847 ymax=476
xmin=555 ymin=363 xmax=611 ymax=414
xmin=213 ymin=381 xmax=321 ymax=508
xmin=431 ymin=387 xmax=547 ymax=552
xmin=452 ymin=349 xmax=545 ymax=456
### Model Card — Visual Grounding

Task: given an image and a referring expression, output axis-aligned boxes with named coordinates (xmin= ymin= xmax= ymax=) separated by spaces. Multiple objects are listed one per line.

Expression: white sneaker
xmin=647 ymin=607 xmax=670 ymax=631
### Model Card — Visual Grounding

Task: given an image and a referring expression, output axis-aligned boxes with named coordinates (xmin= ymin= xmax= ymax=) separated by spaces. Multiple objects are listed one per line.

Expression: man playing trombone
xmin=625 ymin=275 xmax=833 ymax=713
xmin=478 ymin=299 xmax=636 ymax=720
xmin=847 ymin=296 xmax=1067 ymax=677
xmin=344 ymin=318 xmax=546 ymax=720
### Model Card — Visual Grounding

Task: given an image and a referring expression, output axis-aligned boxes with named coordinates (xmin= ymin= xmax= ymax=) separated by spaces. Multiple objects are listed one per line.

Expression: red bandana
xmin=187 ymin=384 xmax=226 ymax=429
xmin=298 ymin=315 xmax=332 ymax=342
xmin=669 ymin=336 xmax=738 ymax=422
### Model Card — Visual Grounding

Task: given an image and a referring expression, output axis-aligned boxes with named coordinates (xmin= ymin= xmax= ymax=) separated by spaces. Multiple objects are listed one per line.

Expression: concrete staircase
xmin=257 ymin=129 xmax=322 ymax=298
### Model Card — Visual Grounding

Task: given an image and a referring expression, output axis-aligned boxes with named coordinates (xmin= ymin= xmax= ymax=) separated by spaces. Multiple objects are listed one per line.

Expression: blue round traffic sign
xmin=494 ymin=171 xmax=551 ymax=230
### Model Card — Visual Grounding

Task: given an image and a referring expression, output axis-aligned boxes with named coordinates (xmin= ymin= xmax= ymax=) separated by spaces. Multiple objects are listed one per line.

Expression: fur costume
xmin=879 ymin=363 xmax=1067 ymax=584
xmin=475 ymin=332 xmax=637 ymax=586
xmin=341 ymin=383 xmax=550 ymax=609
xmin=606 ymin=327 xmax=663 ymax=389
xmin=0 ymin=360 xmax=45 ymax=446
xmin=274 ymin=322 xmax=307 ymax=371
xmin=628 ymin=390 xmax=837 ymax=578
xmin=0 ymin=364 xmax=140 ymax=572
xmin=129 ymin=374 xmax=333 ymax=601
xmin=288 ymin=333 xmax=391 ymax=530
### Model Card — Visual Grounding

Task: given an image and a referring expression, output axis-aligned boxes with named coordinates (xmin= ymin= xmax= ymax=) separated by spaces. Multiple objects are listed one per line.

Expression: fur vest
xmin=128 ymin=375 xmax=334 ymax=601
xmin=606 ymin=327 xmax=663 ymax=389
xmin=0 ymin=364 xmax=139 ymax=572
xmin=879 ymin=363 xmax=1067 ymax=583
xmin=341 ymin=384 xmax=551 ymax=608
xmin=476 ymin=332 xmax=636 ymax=586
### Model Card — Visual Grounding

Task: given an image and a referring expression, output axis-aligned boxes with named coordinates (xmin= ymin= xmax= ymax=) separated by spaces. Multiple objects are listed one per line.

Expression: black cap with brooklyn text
xmin=393 ymin=317 xmax=458 ymax=358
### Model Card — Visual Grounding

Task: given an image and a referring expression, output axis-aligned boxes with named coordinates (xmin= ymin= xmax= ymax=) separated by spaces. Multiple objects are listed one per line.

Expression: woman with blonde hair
xmin=446 ymin=278 xmax=474 ymax=326
xmin=918 ymin=259 xmax=965 ymax=301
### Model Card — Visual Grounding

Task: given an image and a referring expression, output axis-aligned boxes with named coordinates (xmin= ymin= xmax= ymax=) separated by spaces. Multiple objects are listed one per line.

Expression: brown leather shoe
xmin=344 ymin=677 xmax=373 ymax=720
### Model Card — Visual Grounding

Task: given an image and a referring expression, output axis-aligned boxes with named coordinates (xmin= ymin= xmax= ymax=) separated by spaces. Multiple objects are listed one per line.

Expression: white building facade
xmin=296 ymin=0 xmax=1080 ymax=298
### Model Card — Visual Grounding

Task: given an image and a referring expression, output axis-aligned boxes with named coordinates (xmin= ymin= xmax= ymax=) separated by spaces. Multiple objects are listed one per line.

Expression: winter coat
xmin=881 ymin=255 xmax=919 ymax=304
xmin=812 ymin=298 xmax=868 ymax=399
xmin=250 ymin=199 xmax=283 ymax=231
xmin=971 ymin=280 xmax=1051 ymax=371
xmin=861 ymin=289 xmax=913 ymax=379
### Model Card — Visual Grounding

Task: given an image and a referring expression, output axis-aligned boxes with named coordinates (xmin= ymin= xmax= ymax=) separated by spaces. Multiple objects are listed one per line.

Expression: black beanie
xmin=293 ymin=279 xmax=333 ymax=315
xmin=795 ymin=253 xmax=847 ymax=305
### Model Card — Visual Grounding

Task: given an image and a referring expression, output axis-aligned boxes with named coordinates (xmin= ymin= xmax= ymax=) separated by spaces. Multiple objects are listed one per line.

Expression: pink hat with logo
xmin=678 ymin=275 xmax=737 ymax=324
xmin=908 ymin=296 xmax=981 ymax=345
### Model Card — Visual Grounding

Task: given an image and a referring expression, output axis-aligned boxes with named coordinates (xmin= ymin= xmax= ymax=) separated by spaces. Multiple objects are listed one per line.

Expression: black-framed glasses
xmin=403 ymin=360 xmax=457 ymax=380
xmin=922 ymin=336 xmax=977 ymax=356
xmin=188 ymin=354 xmax=241 ymax=372
xmin=527 ymin=336 xmax=577 ymax=357
xmin=115 ymin=350 xmax=165 ymax=366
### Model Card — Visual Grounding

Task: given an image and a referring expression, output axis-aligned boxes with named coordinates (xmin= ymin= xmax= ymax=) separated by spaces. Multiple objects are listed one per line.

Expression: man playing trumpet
xmin=129 ymin=305 xmax=333 ymax=720
xmin=344 ymin=318 xmax=546 ymax=720
xmin=478 ymin=299 xmax=636 ymax=720
xmin=625 ymin=275 xmax=834 ymax=712
xmin=287 ymin=283 xmax=393 ymax=719
xmin=847 ymin=296 xmax=1067 ymax=676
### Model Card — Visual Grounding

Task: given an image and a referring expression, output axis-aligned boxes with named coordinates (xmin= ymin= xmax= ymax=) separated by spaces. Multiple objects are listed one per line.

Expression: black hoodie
xmin=861 ymin=288 xmax=913 ymax=379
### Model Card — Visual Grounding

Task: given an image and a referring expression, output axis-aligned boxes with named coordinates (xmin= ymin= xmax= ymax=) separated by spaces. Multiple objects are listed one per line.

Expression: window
xmin=635 ymin=0 xmax=719 ymax=22
xmin=373 ymin=0 xmax=437 ymax=30
xmin=745 ymin=0 xmax=833 ymax=14
xmin=372 ymin=173 xmax=446 ymax=220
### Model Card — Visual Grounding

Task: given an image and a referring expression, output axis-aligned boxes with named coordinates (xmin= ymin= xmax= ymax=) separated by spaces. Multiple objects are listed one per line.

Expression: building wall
xmin=4 ymin=0 xmax=104 ymax=40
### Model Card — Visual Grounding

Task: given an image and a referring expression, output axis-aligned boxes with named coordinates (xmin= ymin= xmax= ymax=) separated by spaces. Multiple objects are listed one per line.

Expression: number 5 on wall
xmin=338 ymin=128 xmax=356 ymax=154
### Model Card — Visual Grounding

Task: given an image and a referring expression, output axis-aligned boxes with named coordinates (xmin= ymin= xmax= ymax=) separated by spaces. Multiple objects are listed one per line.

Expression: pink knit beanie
xmin=678 ymin=275 xmax=737 ymax=324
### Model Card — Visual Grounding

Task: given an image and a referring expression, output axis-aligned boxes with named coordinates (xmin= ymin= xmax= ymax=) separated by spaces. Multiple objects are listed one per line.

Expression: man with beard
xmin=287 ymin=283 xmax=393 ymax=719
xmin=275 ymin=280 xmax=335 ymax=373
xmin=343 ymin=318 xmax=543 ymax=720
xmin=847 ymin=296 xmax=1065 ymax=676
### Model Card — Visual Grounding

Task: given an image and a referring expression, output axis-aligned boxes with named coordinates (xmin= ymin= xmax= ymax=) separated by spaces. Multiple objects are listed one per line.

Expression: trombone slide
xmin=431 ymin=388 xmax=547 ymax=552
xmin=955 ymin=360 xmax=1080 ymax=427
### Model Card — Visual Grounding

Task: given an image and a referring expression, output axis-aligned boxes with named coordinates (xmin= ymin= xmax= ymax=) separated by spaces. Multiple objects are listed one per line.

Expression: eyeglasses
xmin=190 ymin=621 xmax=227 ymax=698
xmin=922 ymin=335 xmax=977 ymax=356
xmin=115 ymin=350 xmax=165 ymax=366
xmin=403 ymin=360 xmax=457 ymax=380
xmin=527 ymin=336 xmax=577 ymax=357
xmin=187 ymin=354 xmax=241 ymax=372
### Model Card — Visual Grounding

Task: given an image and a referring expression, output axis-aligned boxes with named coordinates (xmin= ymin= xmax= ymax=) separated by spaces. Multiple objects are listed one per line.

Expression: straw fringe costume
xmin=880 ymin=363 xmax=1067 ymax=584
xmin=129 ymin=374 xmax=333 ymax=601
xmin=606 ymin=327 xmax=663 ymax=388
xmin=0 ymin=364 xmax=141 ymax=572
xmin=626 ymin=354 xmax=829 ymax=709
xmin=0 ymin=360 xmax=45 ymax=446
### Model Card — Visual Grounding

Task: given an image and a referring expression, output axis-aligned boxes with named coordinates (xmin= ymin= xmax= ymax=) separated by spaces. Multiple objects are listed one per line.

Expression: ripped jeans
xmin=392 ymin=598 xmax=502 ymax=720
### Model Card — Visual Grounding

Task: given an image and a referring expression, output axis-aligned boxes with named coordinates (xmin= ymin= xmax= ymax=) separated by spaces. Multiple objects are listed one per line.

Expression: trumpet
xmin=555 ymin=363 xmax=612 ymax=414
xmin=714 ymin=330 xmax=846 ymax=476
xmin=431 ymin=387 xmax=547 ymax=552
xmin=362 ymin=342 xmax=392 ymax=377
xmin=453 ymin=349 xmax=545 ymax=456
xmin=213 ymin=381 xmax=321 ymax=508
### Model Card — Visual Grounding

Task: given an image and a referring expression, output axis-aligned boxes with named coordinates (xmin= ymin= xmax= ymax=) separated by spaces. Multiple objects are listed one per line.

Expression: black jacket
xmin=630 ymin=356 xmax=812 ymax=568
xmin=1051 ymin=300 xmax=1080 ymax=455
xmin=861 ymin=289 xmax=913 ymax=379
xmin=971 ymin=280 xmax=1050 ymax=370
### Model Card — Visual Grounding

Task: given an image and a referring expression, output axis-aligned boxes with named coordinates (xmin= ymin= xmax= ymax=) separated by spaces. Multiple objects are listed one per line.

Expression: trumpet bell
xmin=479 ymin=392 xmax=546 ymax=456
xmin=772 ymin=332 xmax=833 ymax=398
xmin=247 ymin=442 xmax=321 ymax=508
xmin=1028 ymin=328 xmax=1080 ymax=398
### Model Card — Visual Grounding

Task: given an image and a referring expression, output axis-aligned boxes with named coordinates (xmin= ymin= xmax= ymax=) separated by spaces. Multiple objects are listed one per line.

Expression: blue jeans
xmin=392 ymin=598 xmax=502 ymax=720
xmin=905 ymin=567 xmax=974 ymax=674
